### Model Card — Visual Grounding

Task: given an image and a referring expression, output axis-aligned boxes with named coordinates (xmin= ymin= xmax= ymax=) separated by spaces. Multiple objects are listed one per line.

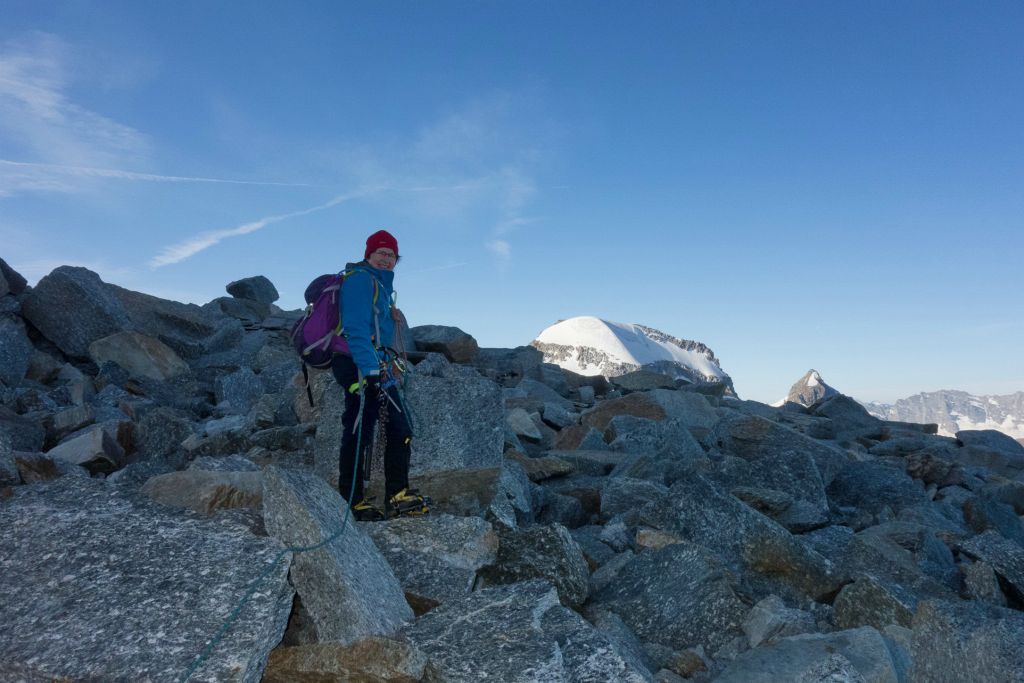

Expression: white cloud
xmin=149 ymin=188 xmax=374 ymax=268
xmin=0 ymin=33 xmax=314 ymax=197
xmin=323 ymin=89 xmax=552 ymax=264
xmin=0 ymin=32 xmax=150 ymax=195
xmin=487 ymin=239 xmax=512 ymax=259
xmin=412 ymin=91 xmax=521 ymax=165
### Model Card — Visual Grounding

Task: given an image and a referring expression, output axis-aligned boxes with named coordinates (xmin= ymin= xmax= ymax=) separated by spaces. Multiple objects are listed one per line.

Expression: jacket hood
xmin=345 ymin=261 xmax=394 ymax=287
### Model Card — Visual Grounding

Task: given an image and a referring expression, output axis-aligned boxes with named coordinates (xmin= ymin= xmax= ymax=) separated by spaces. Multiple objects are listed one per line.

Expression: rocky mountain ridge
xmin=2 ymin=259 xmax=1024 ymax=681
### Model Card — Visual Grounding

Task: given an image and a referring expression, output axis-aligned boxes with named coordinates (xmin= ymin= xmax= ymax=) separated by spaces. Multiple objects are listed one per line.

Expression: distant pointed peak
xmin=785 ymin=369 xmax=838 ymax=407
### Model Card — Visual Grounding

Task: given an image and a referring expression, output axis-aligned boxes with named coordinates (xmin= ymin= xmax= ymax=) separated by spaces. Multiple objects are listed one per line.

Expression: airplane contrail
xmin=149 ymin=188 xmax=379 ymax=268
xmin=0 ymin=159 xmax=317 ymax=187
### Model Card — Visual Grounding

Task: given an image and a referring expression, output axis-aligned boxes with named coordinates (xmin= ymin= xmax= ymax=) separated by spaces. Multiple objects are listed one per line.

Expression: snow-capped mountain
xmin=530 ymin=316 xmax=734 ymax=390
xmin=773 ymin=369 xmax=839 ymax=407
xmin=862 ymin=390 xmax=1024 ymax=440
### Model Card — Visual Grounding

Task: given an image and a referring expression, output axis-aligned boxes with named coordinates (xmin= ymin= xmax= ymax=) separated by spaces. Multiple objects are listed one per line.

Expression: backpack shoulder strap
xmin=337 ymin=267 xmax=383 ymax=339
xmin=345 ymin=266 xmax=382 ymax=303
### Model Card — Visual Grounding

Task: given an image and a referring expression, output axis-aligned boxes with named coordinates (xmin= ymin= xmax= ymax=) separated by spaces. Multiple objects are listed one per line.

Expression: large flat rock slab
xmin=546 ymin=449 xmax=629 ymax=476
xmin=827 ymin=461 xmax=929 ymax=515
xmin=106 ymin=283 xmax=223 ymax=360
xmin=403 ymin=354 xmax=504 ymax=474
xmin=589 ymin=541 xmax=747 ymax=653
xmin=603 ymin=413 xmax=706 ymax=460
xmin=402 ymin=580 xmax=650 ymax=682
xmin=714 ymin=627 xmax=900 ymax=683
xmin=0 ymin=476 xmax=293 ymax=682
xmin=364 ymin=514 xmax=498 ymax=614
xmin=478 ymin=522 xmax=590 ymax=609
xmin=143 ymin=469 xmax=263 ymax=514
xmin=263 ymin=637 xmax=430 ymax=683
xmin=312 ymin=378 xmax=347 ymax=488
xmin=960 ymin=530 xmax=1024 ymax=601
xmin=834 ymin=574 xmax=920 ymax=631
xmin=88 ymin=330 xmax=191 ymax=381
xmin=644 ymin=388 xmax=721 ymax=432
xmin=640 ymin=474 xmax=843 ymax=602
xmin=562 ymin=394 xmax=652 ymax=446
xmin=911 ymin=599 xmax=1024 ymax=683
xmin=712 ymin=413 xmax=850 ymax=486
xmin=261 ymin=466 xmax=413 ymax=644
xmin=20 ymin=266 xmax=131 ymax=358
xmin=843 ymin=522 xmax=960 ymax=597
xmin=954 ymin=429 xmax=1024 ymax=477
xmin=964 ymin=495 xmax=1024 ymax=545
xmin=711 ymin=448 xmax=829 ymax=532
xmin=956 ymin=429 xmax=1024 ymax=454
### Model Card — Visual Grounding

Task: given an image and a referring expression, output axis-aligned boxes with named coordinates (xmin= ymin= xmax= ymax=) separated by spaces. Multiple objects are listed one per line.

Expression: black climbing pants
xmin=331 ymin=353 xmax=411 ymax=505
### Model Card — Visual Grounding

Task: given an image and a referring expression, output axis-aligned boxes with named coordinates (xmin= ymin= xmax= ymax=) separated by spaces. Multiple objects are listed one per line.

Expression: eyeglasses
xmin=370 ymin=250 xmax=397 ymax=260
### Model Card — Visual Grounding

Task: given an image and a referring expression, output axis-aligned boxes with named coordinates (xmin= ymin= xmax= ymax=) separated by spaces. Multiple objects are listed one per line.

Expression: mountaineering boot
xmin=385 ymin=488 xmax=430 ymax=518
xmin=351 ymin=497 xmax=385 ymax=522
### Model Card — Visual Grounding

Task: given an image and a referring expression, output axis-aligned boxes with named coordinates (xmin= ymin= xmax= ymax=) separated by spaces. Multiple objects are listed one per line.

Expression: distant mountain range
xmin=862 ymin=390 xmax=1024 ymax=441
xmin=777 ymin=370 xmax=1024 ymax=443
xmin=530 ymin=316 xmax=734 ymax=391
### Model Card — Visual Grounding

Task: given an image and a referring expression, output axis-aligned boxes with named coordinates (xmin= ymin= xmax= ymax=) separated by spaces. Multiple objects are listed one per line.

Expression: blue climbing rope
xmin=395 ymin=380 xmax=416 ymax=435
xmin=178 ymin=385 xmax=367 ymax=683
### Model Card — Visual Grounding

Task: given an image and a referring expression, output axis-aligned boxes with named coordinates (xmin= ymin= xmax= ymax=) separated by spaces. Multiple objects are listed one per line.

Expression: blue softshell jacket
xmin=340 ymin=261 xmax=395 ymax=376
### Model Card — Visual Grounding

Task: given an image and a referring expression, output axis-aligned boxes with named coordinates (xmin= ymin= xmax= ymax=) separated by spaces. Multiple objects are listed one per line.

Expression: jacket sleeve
xmin=341 ymin=270 xmax=381 ymax=375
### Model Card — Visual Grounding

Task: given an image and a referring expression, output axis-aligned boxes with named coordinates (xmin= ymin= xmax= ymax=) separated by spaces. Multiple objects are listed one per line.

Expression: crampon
xmin=385 ymin=488 xmax=431 ymax=518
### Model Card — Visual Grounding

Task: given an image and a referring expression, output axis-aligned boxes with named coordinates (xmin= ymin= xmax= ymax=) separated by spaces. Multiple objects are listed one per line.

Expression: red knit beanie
xmin=364 ymin=230 xmax=399 ymax=259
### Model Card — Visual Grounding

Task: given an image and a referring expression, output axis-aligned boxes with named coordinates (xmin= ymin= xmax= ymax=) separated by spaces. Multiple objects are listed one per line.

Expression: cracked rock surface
xmin=0 ymin=476 xmax=293 ymax=682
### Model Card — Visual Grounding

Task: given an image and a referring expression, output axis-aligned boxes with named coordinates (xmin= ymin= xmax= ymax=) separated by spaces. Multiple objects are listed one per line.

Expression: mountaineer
xmin=291 ymin=229 xmax=429 ymax=520
xmin=333 ymin=230 xmax=429 ymax=520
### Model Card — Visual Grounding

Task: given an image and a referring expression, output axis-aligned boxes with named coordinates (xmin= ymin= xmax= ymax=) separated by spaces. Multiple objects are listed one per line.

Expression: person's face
xmin=367 ymin=247 xmax=397 ymax=271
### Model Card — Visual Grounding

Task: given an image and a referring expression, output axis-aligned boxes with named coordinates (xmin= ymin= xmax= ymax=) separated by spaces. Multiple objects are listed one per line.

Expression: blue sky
xmin=1 ymin=1 xmax=1021 ymax=403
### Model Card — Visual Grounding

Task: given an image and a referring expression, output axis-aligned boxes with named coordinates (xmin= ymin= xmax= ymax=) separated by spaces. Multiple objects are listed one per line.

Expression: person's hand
xmin=347 ymin=374 xmax=380 ymax=394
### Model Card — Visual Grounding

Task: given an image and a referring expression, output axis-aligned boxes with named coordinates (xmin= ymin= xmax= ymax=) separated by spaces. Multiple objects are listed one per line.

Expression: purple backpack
xmin=291 ymin=268 xmax=381 ymax=405
xmin=290 ymin=273 xmax=352 ymax=369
